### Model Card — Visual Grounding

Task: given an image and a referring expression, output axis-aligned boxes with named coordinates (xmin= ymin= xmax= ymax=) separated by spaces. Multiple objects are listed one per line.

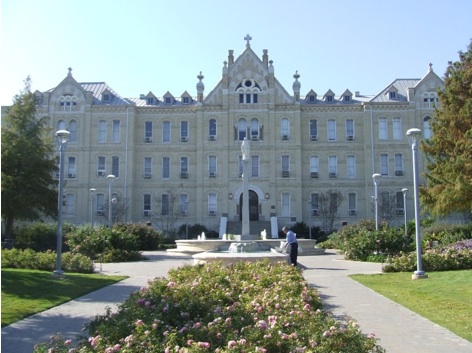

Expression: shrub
xmin=34 ymin=260 xmax=385 ymax=353
xmin=422 ymin=223 xmax=472 ymax=246
xmin=383 ymin=240 xmax=472 ymax=272
xmin=12 ymin=222 xmax=76 ymax=252
xmin=1 ymin=248 xmax=94 ymax=273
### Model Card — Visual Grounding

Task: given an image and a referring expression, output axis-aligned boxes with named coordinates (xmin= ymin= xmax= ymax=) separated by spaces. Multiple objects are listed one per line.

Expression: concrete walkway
xmin=2 ymin=251 xmax=471 ymax=353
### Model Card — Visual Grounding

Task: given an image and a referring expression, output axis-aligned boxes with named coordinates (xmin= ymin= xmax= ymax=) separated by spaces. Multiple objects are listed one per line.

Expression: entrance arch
xmin=239 ymin=190 xmax=259 ymax=221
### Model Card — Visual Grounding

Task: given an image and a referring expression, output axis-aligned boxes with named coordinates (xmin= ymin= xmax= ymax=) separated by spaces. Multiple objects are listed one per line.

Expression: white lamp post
xmin=402 ymin=188 xmax=408 ymax=238
xmin=54 ymin=130 xmax=70 ymax=276
xmin=406 ymin=128 xmax=427 ymax=279
xmin=90 ymin=188 xmax=96 ymax=227
xmin=107 ymin=175 xmax=115 ymax=227
xmin=372 ymin=173 xmax=381 ymax=230
xmin=241 ymin=137 xmax=250 ymax=239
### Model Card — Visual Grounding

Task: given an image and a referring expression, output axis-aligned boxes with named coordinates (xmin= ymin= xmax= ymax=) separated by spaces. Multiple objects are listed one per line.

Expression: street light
xmin=90 ymin=188 xmax=96 ymax=227
xmin=402 ymin=188 xmax=408 ymax=238
xmin=107 ymin=175 xmax=115 ymax=227
xmin=54 ymin=129 xmax=70 ymax=276
xmin=372 ymin=173 xmax=381 ymax=230
xmin=406 ymin=128 xmax=428 ymax=279
xmin=307 ymin=200 xmax=312 ymax=239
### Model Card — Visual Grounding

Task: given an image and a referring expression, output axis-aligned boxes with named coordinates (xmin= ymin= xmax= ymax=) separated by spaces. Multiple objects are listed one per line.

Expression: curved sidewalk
xmin=2 ymin=251 xmax=472 ymax=353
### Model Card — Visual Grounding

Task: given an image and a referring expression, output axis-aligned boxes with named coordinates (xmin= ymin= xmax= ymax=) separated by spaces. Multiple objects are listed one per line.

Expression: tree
xmin=318 ymin=189 xmax=344 ymax=234
xmin=153 ymin=188 xmax=183 ymax=237
xmin=1 ymin=77 xmax=58 ymax=238
xmin=420 ymin=41 xmax=472 ymax=217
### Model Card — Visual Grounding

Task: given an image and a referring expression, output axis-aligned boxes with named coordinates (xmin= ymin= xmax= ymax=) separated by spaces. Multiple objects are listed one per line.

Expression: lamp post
xmin=54 ymin=130 xmax=70 ymax=276
xmin=372 ymin=173 xmax=381 ymax=230
xmin=185 ymin=200 xmax=189 ymax=240
xmin=402 ymin=188 xmax=408 ymax=238
xmin=241 ymin=138 xmax=250 ymax=239
xmin=107 ymin=175 xmax=115 ymax=227
xmin=90 ymin=188 xmax=96 ymax=227
xmin=406 ymin=128 xmax=427 ymax=279
xmin=307 ymin=200 xmax=312 ymax=239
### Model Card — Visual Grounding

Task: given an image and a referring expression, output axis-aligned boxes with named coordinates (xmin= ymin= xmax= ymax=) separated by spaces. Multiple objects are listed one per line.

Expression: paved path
xmin=2 ymin=251 xmax=471 ymax=353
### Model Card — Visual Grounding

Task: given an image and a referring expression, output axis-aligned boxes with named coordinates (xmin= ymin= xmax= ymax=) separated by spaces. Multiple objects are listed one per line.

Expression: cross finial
xmin=244 ymin=34 xmax=252 ymax=47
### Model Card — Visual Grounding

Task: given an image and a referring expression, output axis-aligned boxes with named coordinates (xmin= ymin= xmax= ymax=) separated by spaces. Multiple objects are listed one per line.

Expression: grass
xmin=350 ymin=270 xmax=472 ymax=342
xmin=1 ymin=268 xmax=127 ymax=327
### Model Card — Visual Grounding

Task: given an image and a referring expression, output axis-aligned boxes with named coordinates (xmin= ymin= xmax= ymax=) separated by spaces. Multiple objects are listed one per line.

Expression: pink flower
xmin=303 ymin=303 xmax=311 ymax=311
xmin=135 ymin=319 xmax=144 ymax=326
xmin=228 ymin=340 xmax=237 ymax=348
xmin=368 ymin=332 xmax=376 ymax=338
xmin=197 ymin=342 xmax=210 ymax=348
xmin=275 ymin=303 xmax=281 ymax=309
xmin=64 ymin=339 xmax=72 ymax=346
xmin=257 ymin=320 xmax=268 ymax=330
xmin=187 ymin=339 xmax=194 ymax=345
xmin=167 ymin=281 xmax=176 ymax=288
xmin=310 ymin=340 xmax=318 ymax=347
xmin=323 ymin=330 xmax=330 ymax=337
xmin=238 ymin=339 xmax=247 ymax=345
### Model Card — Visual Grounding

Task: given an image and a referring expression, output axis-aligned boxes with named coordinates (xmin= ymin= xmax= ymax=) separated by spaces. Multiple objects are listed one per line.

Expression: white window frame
xmin=393 ymin=118 xmax=402 ymax=140
xmin=251 ymin=155 xmax=259 ymax=177
xmin=328 ymin=155 xmax=337 ymax=175
xmin=98 ymin=120 xmax=107 ymax=142
xmin=112 ymin=120 xmax=120 ymax=143
xmin=112 ymin=156 xmax=119 ymax=177
xmin=327 ymin=119 xmax=336 ymax=141
xmin=162 ymin=121 xmax=171 ymax=143
xmin=281 ymin=193 xmax=290 ymax=217
xmin=144 ymin=157 xmax=152 ymax=176
xmin=208 ymin=193 xmax=217 ymax=214
xmin=310 ymin=156 xmax=319 ymax=173
xmin=347 ymin=155 xmax=356 ymax=178
xmin=379 ymin=118 xmax=388 ymax=140
xmin=380 ymin=154 xmax=389 ymax=176
xmin=69 ymin=120 xmax=77 ymax=142
xmin=162 ymin=157 xmax=170 ymax=179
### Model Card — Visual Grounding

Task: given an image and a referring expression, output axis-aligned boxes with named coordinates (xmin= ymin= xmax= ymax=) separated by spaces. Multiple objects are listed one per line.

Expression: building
xmin=24 ymin=37 xmax=444 ymax=237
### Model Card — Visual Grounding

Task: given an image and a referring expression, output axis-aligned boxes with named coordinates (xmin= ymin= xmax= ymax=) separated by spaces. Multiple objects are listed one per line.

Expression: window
xmin=69 ymin=120 xmax=77 ymax=142
xmin=147 ymin=97 xmax=154 ymax=105
xmin=98 ymin=120 xmax=107 ymax=142
xmin=393 ymin=118 xmax=402 ymax=140
xmin=396 ymin=191 xmax=404 ymax=212
xmin=112 ymin=120 xmax=120 ymax=142
xmin=57 ymin=120 xmax=66 ymax=131
xmin=423 ymin=93 xmax=439 ymax=108
xmin=251 ymin=155 xmax=259 ymax=177
xmin=309 ymin=120 xmax=318 ymax=139
xmin=238 ymin=119 xmax=247 ymax=141
xmin=326 ymin=95 xmax=333 ymax=102
xmin=102 ymin=94 xmax=110 ymax=102
xmin=112 ymin=156 xmax=120 ymax=177
xmin=250 ymin=118 xmax=259 ymax=140
xmin=236 ymin=80 xmax=260 ymax=104
xmin=347 ymin=155 xmax=356 ymax=178
xmin=209 ymin=119 xmax=217 ymax=138
xmin=208 ymin=193 xmax=217 ymax=215
xmin=180 ymin=157 xmax=188 ymax=174
xmin=180 ymin=194 xmax=188 ymax=215
xmin=96 ymin=194 xmax=105 ymax=214
xmin=389 ymin=91 xmax=396 ymax=99
xmin=381 ymin=192 xmax=390 ymax=217
xmin=65 ymin=194 xmax=75 ymax=215
xmin=209 ymin=156 xmax=217 ymax=176
xmin=349 ymin=193 xmax=356 ymax=213
xmin=423 ymin=116 xmax=432 ymax=139
xmin=161 ymin=194 xmax=170 ymax=215
xmin=395 ymin=154 xmax=403 ymax=175
xmin=379 ymin=118 xmax=388 ymax=140
xmin=328 ymin=119 xmax=336 ymax=141
xmin=281 ymin=193 xmax=290 ymax=217
xmin=281 ymin=155 xmax=290 ymax=172
xmin=143 ymin=194 xmax=151 ymax=212
xmin=308 ymin=95 xmax=316 ymax=103
xmin=310 ymin=156 xmax=319 ymax=173
xmin=346 ymin=119 xmax=354 ymax=139
xmin=281 ymin=118 xmax=290 ymax=139
xmin=67 ymin=157 xmax=76 ymax=177
xmin=183 ymin=96 xmax=190 ymax=104
xmin=328 ymin=156 xmax=337 ymax=176
xmin=343 ymin=95 xmax=351 ymax=102
xmin=310 ymin=193 xmax=319 ymax=211
xmin=165 ymin=97 xmax=172 ymax=104
xmin=144 ymin=157 xmax=152 ymax=177
xmin=380 ymin=154 xmax=389 ymax=176
xmin=162 ymin=157 xmax=170 ymax=179
xmin=59 ymin=95 xmax=77 ymax=111
xmin=97 ymin=157 xmax=106 ymax=174
xmin=145 ymin=122 xmax=153 ymax=141
xmin=162 ymin=121 xmax=171 ymax=142
xmin=180 ymin=121 xmax=188 ymax=141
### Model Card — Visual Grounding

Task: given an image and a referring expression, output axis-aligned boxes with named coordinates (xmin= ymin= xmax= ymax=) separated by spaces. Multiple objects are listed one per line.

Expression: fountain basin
xmin=193 ymin=247 xmax=288 ymax=265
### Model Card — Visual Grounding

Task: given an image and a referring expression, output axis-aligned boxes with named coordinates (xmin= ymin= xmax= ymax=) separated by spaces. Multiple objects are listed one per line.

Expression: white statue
xmin=241 ymin=137 xmax=250 ymax=160
xmin=261 ymin=229 xmax=267 ymax=240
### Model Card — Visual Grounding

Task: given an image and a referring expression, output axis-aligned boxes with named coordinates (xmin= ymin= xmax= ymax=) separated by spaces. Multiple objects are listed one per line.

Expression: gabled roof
xmin=80 ymin=82 xmax=133 ymax=106
xmin=370 ymin=79 xmax=420 ymax=103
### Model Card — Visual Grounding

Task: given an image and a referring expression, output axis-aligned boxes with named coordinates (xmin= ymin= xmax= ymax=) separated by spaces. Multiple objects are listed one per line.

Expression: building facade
xmin=26 ymin=39 xmax=444 ymax=236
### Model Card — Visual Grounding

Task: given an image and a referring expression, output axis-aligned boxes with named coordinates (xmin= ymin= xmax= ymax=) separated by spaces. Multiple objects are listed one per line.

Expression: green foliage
xmin=320 ymin=219 xmax=412 ymax=261
xmin=383 ymin=245 xmax=472 ymax=272
xmin=12 ymin=222 xmax=76 ymax=252
xmin=66 ymin=223 xmax=164 ymax=262
xmin=1 ymin=248 xmax=94 ymax=273
xmin=420 ymin=40 xmax=472 ymax=216
xmin=1 ymin=77 xmax=59 ymax=237
xmin=34 ymin=261 xmax=385 ymax=353
xmin=422 ymin=222 xmax=472 ymax=246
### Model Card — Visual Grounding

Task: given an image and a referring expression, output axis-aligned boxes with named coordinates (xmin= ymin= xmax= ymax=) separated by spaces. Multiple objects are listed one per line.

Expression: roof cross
xmin=244 ymin=34 xmax=252 ymax=47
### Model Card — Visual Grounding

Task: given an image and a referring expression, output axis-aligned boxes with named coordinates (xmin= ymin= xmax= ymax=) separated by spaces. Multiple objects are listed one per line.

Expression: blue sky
xmin=1 ymin=0 xmax=471 ymax=106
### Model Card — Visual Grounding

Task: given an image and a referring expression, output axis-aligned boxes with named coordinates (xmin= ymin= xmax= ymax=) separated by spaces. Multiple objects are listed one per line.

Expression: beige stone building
xmin=26 ymin=39 xmax=444 ymax=237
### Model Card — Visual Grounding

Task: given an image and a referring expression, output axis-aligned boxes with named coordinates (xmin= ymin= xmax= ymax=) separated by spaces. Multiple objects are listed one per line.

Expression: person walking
xmin=282 ymin=226 xmax=298 ymax=266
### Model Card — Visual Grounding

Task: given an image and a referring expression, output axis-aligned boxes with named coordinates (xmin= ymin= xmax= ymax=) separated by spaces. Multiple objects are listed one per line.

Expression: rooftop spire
xmin=244 ymin=34 xmax=252 ymax=48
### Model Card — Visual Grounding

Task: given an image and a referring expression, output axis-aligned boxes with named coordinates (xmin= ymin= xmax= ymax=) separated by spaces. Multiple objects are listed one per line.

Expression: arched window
xmin=423 ymin=116 xmax=432 ymax=139
xmin=238 ymin=119 xmax=247 ymax=141
xmin=209 ymin=119 xmax=217 ymax=139
xmin=250 ymin=118 xmax=259 ymax=140
xmin=59 ymin=95 xmax=78 ymax=111
xmin=57 ymin=120 xmax=66 ymax=131
xmin=236 ymin=79 xmax=261 ymax=104
xmin=69 ymin=120 xmax=77 ymax=142
xmin=281 ymin=118 xmax=290 ymax=139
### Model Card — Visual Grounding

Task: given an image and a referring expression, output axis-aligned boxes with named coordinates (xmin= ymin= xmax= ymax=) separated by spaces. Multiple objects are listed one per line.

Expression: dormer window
xmin=103 ymin=94 xmax=110 ymax=102
xmin=308 ymin=95 xmax=315 ymax=103
xmin=389 ymin=91 xmax=396 ymax=99
xmin=326 ymin=95 xmax=333 ymax=102
xmin=165 ymin=97 xmax=172 ymax=104
xmin=343 ymin=95 xmax=351 ymax=102
xmin=147 ymin=97 xmax=154 ymax=105
xmin=183 ymin=96 xmax=190 ymax=104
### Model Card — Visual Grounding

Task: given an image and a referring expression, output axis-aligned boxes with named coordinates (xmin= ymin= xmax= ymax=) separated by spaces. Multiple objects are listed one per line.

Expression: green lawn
xmin=1 ymin=269 xmax=127 ymax=327
xmin=350 ymin=270 xmax=472 ymax=342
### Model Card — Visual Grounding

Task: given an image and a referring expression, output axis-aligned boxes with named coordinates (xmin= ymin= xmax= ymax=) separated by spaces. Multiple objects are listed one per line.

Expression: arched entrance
xmin=239 ymin=190 xmax=259 ymax=221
